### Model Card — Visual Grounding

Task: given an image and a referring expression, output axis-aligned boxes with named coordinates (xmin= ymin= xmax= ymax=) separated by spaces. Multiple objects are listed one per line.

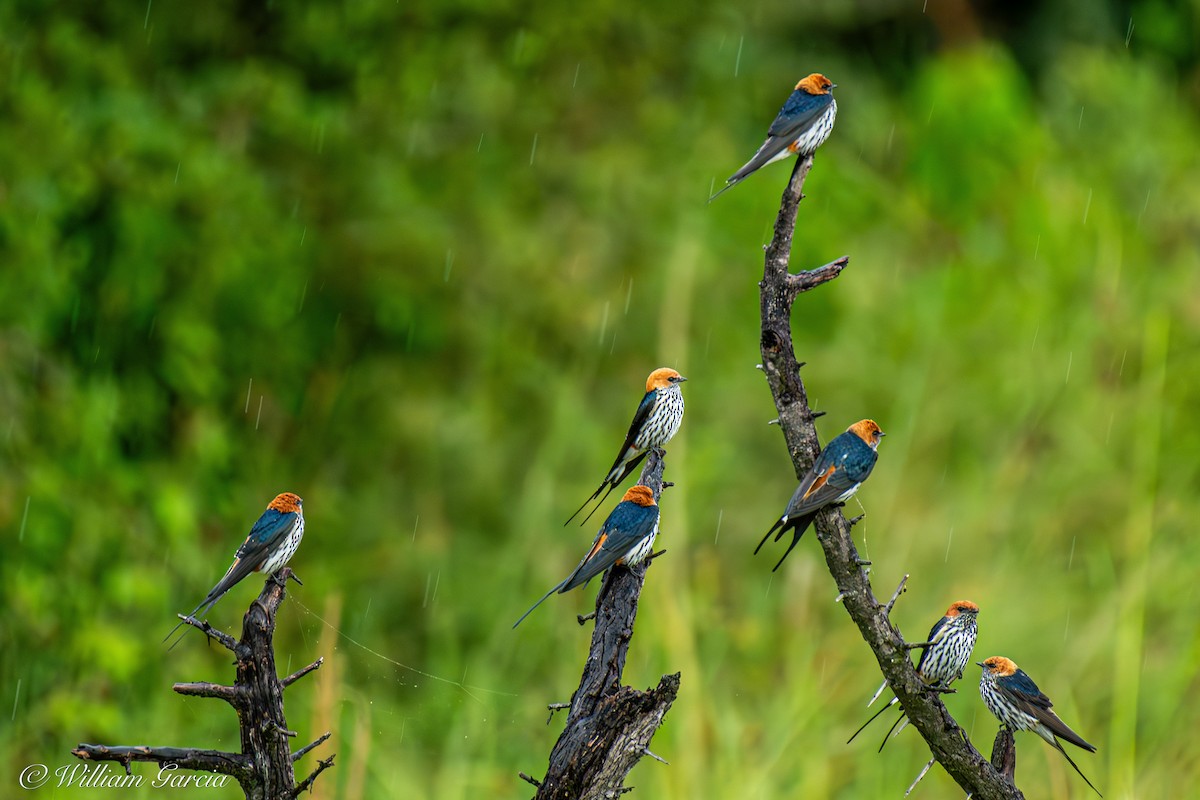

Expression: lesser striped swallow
xmin=517 ymin=485 xmax=659 ymax=628
xmin=566 ymin=368 xmax=685 ymax=526
xmin=165 ymin=492 xmax=305 ymax=648
xmin=978 ymin=656 xmax=1101 ymax=797
xmin=849 ymin=600 xmax=979 ymax=750
xmin=756 ymin=419 xmax=884 ymax=571
xmin=710 ymin=73 xmax=838 ymax=202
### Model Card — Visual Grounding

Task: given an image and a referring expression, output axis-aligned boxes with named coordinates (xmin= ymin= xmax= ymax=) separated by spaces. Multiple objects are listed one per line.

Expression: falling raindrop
xmin=529 ymin=133 xmax=539 ymax=166
xmin=886 ymin=123 xmax=895 ymax=154
xmin=734 ymin=36 xmax=744 ymax=77
xmin=11 ymin=678 xmax=20 ymax=720
xmin=1033 ymin=234 xmax=1041 ymax=260
xmin=477 ymin=133 xmax=484 ymax=153
xmin=19 ymin=496 xmax=30 ymax=542
xmin=412 ymin=515 xmax=419 ymax=542
xmin=573 ymin=63 xmax=580 ymax=89
xmin=245 ymin=379 xmax=253 ymax=413
xmin=1125 ymin=18 xmax=1134 ymax=47
xmin=598 ymin=301 xmax=610 ymax=346
xmin=1065 ymin=351 xmax=1072 ymax=384
xmin=444 ymin=249 xmax=454 ymax=282
xmin=1031 ymin=323 xmax=1039 ymax=350
xmin=1067 ymin=535 xmax=1076 ymax=570
xmin=255 ymin=396 xmax=264 ymax=430
xmin=423 ymin=573 xmax=432 ymax=608
xmin=944 ymin=527 xmax=953 ymax=562
xmin=300 ymin=226 xmax=307 ymax=246
xmin=144 ymin=0 xmax=152 ymax=28
xmin=624 ymin=279 xmax=634 ymax=314
xmin=174 ymin=162 xmax=180 ymax=184
xmin=1137 ymin=189 xmax=1151 ymax=227
xmin=297 ymin=280 xmax=308 ymax=312
xmin=714 ymin=509 xmax=723 ymax=544
xmin=1082 ymin=188 xmax=1092 ymax=224
xmin=1078 ymin=106 xmax=1085 ymax=129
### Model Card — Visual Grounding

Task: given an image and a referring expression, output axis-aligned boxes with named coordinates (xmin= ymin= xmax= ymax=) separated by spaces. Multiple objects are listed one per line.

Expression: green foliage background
xmin=3 ymin=1 xmax=1199 ymax=797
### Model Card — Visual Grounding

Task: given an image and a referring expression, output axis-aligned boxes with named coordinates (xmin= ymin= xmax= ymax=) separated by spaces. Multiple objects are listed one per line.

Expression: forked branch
xmin=758 ymin=155 xmax=1022 ymax=800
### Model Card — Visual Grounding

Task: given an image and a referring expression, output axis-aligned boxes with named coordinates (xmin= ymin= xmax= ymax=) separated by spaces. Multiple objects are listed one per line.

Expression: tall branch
xmin=758 ymin=154 xmax=1023 ymax=799
xmin=72 ymin=568 xmax=334 ymax=800
xmin=529 ymin=449 xmax=680 ymax=799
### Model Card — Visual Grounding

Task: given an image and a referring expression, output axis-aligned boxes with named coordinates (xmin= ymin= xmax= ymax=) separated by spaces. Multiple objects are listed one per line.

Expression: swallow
xmin=756 ymin=419 xmax=884 ymax=571
xmin=978 ymin=656 xmax=1101 ymax=797
xmin=566 ymin=368 xmax=685 ymax=525
xmin=710 ymin=72 xmax=838 ymax=201
xmin=517 ymin=485 xmax=659 ymax=628
xmin=165 ymin=492 xmax=305 ymax=648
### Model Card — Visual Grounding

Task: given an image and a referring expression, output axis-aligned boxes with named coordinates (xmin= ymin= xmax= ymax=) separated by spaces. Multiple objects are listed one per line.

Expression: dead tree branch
xmin=72 ymin=568 xmax=334 ymax=800
xmin=758 ymin=154 xmax=1023 ymax=799
xmin=530 ymin=449 xmax=681 ymax=799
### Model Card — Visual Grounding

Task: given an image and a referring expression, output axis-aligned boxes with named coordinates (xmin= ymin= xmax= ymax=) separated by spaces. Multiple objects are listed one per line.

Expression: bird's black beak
xmin=830 ymin=83 xmax=838 ymax=89
xmin=878 ymin=431 xmax=886 ymax=437
xmin=676 ymin=376 xmax=688 ymax=382
xmin=975 ymin=661 xmax=985 ymax=668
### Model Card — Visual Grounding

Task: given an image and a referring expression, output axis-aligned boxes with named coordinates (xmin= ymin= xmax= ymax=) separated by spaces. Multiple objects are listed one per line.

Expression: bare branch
xmin=74 ymin=568 xmax=335 ymax=799
xmin=282 ymin=657 xmax=324 ymax=688
xmin=173 ymin=681 xmax=242 ymax=706
xmin=991 ymin=729 xmax=1017 ymax=781
xmin=884 ymin=574 xmax=910 ymax=616
xmin=758 ymin=155 xmax=1023 ymax=799
xmin=531 ymin=450 xmax=680 ymax=798
xmin=71 ymin=744 xmax=250 ymax=782
xmin=292 ymin=732 xmax=331 ymax=763
xmin=288 ymin=755 xmax=336 ymax=798
xmin=176 ymin=614 xmax=240 ymax=652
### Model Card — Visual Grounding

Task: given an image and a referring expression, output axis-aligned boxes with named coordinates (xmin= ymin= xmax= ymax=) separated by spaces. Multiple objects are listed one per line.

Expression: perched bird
xmin=165 ymin=492 xmax=305 ymax=648
xmin=565 ymin=368 xmax=686 ymax=526
xmin=848 ymin=600 xmax=980 ymax=750
xmin=978 ymin=656 xmax=1101 ymax=797
xmin=709 ymin=72 xmax=838 ymax=202
xmin=516 ymin=485 xmax=659 ymax=628
xmin=756 ymin=419 xmax=884 ymax=571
